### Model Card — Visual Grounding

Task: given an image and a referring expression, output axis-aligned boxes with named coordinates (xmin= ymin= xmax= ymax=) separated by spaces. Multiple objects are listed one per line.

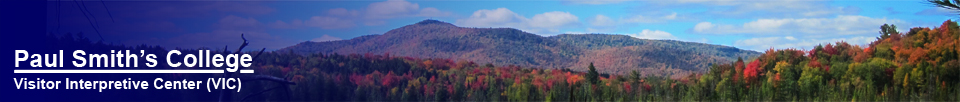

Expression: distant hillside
xmin=548 ymin=34 xmax=760 ymax=76
xmin=279 ymin=19 xmax=761 ymax=76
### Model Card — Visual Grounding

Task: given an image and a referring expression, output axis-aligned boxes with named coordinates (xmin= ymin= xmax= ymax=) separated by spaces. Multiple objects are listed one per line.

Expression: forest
xmin=232 ymin=20 xmax=959 ymax=101
xmin=35 ymin=20 xmax=959 ymax=101
xmin=279 ymin=19 xmax=761 ymax=76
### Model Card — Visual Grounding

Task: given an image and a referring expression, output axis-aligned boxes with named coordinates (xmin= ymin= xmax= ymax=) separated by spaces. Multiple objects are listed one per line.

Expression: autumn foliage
xmin=239 ymin=20 xmax=959 ymax=101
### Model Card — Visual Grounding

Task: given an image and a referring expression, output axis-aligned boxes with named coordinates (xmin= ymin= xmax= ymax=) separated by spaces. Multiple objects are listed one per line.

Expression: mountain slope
xmin=549 ymin=34 xmax=759 ymax=76
xmin=279 ymin=19 xmax=761 ymax=76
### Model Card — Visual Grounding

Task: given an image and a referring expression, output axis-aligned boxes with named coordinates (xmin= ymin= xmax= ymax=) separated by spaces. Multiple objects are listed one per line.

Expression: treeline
xmin=36 ymin=20 xmax=957 ymax=101
xmin=247 ymin=51 xmax=676 ymax=101
xmin=241 ymin=20 xmax=959 ymax=101
xmin=692 ymin=20 xmax=959 ymax=101
xmin=280 ymin=19 xmax=762 ymax=76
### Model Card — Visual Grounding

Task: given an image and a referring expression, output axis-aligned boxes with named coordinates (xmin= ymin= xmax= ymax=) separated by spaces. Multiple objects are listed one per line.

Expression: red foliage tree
xmin=908 ymin=48 xmax=929 ymax=64
xmin=622 ymin=82 xmax=632 ymax=93
xmin=743 ymin=59 xmax=762 ymax=84
xmin=734 ymin=58 xmax=745 ymax=82
xmin=643 ymin=84 xmax=652 ymax=92
xmin=824 ymin=44 xmax=838 ymax=55
xmin=382 ymin=71 xmax=397 ymax=87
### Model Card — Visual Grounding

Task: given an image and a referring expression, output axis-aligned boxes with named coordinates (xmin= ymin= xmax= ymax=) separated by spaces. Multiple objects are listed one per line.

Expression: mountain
xmin=279 ymin=19 xmax=761 ymax=76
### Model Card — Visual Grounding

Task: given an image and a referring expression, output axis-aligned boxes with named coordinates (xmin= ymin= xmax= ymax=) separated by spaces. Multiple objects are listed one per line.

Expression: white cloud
xmin=297 ymin=0 xmax=451 ymax=27
xmin=363 ymin=20 xmax=387 ymax=26
xmin=627 ymin=29 xmax=677 ymax=40
xmin=580 ymin=13 xmax=681 ymax=34
xmin=304 ymin=16 xmax=357 ymax=29
xmin=915 ymin=8 xmax=954 ymax=16
xmin=583 ymin=15 xmax=617 ymax=34
xmin=734 ymin=36 xmax=876 ymax=51
xmin=691 ymin=15 xmax=905 ymax=36
xmin=590 ymin=15 xmax=615 ymax=26
xmin=784 ymin=36 xmax=797 ymax=40
xmin=663 ymin=12 xmax=677 ymax=20
xmin=365 ymin=0 xmax=420 ymax=19
xmin=584 ymin=28 xmax=614 ymax=33
xmin=328 ymin=8 xmax=360 ymax=17
xmin=364 ymin=0 xmax=451 ymax=19
xmin=456 ymin=8 xmax=580 ymax=35
xmin=693 ymin=22 xmax=715 ymax=33
xmin=418 ymin=7 xmax=451 ymax=17
xmin=622 ymin=15 xmax=657 ymax=23
xmin=311 ymin=35 xmax=343 ymax=42
xmin=561 ymin=0 xmax=628 ymax=5
xmin=269 ymin=19 xmax=303 ymax=29
xmin=456 ymin=8 xmax=525 ymax=27
xmin=529 ymin=11 xmax=580 ymax=28
xmin=621 ymin=12 xmax=679 ymax=23
xmin=646 ymin=0 xmax=858 ymax=18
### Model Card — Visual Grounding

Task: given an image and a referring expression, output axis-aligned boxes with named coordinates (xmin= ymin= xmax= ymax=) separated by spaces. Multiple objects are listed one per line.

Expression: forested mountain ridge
xmin=548 ymin=34 xmax=759 ymax=76
xmin=252 ymin=20 xmax=960 ymax=101
xmin=280 ymin=19 xmax=761 ymax=76
xmin=36 ymin=20 xmax=959 ymax=102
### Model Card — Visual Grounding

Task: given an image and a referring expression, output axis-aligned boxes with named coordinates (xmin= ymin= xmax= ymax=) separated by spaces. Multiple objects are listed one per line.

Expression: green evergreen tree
xmin=879 ymin=24 xmax=898 ymax=39
xmin=587 ymin=63 xmax=600 ymax=85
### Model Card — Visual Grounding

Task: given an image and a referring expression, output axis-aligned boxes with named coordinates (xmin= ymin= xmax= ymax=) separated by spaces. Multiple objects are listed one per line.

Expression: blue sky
xmin=46 ymin=0 xmax=956 ymax=51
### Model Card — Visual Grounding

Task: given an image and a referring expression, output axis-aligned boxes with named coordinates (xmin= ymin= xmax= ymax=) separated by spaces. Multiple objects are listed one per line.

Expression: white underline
xmin=13 ymin=69 xmax=255 ymax=73
xmin=239 ymin=70 xmax=254 ymax=73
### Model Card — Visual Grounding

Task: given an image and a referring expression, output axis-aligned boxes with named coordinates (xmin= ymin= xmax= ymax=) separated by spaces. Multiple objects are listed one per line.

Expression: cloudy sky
xmin=47 ymin=0 xmax=955 ymax=51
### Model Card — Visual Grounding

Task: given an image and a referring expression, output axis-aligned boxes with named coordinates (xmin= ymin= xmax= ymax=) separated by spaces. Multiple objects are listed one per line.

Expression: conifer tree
xmin=630 ymin=70 xmax=641 ymax=82
xmin=587 ymin=63 xmax=599 ymax=85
